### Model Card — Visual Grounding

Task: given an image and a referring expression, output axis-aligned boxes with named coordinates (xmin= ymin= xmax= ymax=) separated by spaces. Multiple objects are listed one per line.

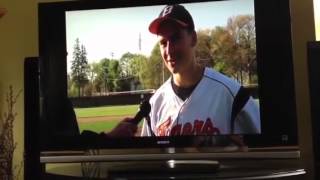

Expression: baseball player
xmin=140 ymin=4 xmax=260 ymax=136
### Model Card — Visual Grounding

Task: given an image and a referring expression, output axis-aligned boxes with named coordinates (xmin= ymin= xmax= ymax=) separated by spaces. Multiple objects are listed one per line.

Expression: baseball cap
xmin=149 ymin=4 xmax=195 ymax=34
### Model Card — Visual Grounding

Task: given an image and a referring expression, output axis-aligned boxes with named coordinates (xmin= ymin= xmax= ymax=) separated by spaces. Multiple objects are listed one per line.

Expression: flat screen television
xmin=38 ymin=0 xmax=298 ymax=159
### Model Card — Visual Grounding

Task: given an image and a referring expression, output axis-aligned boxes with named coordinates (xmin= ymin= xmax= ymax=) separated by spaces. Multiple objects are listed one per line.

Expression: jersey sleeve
xmin=234 ymin=97 xmax=261 ymax=134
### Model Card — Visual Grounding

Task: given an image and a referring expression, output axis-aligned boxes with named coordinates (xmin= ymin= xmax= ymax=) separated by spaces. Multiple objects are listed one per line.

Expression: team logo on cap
xmin=161 ymin=5 xmax=173 ymax=17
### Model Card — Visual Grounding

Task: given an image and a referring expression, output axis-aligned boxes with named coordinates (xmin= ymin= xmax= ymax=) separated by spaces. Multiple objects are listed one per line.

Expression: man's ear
xmin=191 ymin=30 xmax=197 ymax=47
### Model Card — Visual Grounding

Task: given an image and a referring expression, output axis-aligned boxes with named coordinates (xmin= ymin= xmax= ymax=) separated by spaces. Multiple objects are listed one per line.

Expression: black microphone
xmin=130 ymin=100 xmax=151 ymax=125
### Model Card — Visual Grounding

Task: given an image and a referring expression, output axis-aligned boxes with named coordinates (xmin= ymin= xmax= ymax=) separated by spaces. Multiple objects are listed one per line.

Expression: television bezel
xmin=38 ymin=0 xmax=298 ymax=151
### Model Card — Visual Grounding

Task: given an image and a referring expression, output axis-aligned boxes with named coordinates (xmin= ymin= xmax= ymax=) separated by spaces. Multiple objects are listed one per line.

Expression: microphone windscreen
xmin=131 ymin=100 xmax=151 ymax=125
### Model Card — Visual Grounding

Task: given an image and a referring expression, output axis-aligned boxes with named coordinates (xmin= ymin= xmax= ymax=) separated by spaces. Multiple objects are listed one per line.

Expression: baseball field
xmin=75 ymin=104 xmax=140 ymax=133
xmin=75 ymin=100 xmax=260 ymax=134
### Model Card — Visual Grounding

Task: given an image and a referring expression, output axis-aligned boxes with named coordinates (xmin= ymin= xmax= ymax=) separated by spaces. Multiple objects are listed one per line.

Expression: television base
xmin=44 ymin=158 xmax=306 ymax=179
xmin=108 ymin=160 xmax=220 ymax=176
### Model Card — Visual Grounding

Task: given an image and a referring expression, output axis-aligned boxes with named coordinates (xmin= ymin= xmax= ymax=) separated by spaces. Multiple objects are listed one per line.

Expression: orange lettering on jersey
xmin=169 ymin=118 xmax=221 ymax=136
xmin=193 ymin=119 xmax=204 ymax=135
xmin=182 ymin=122 xmax=193 ymax=135
xmin=201 ymin=118 xmax=220 ymax=135
xmin=171 ymin=124 xmax=182 ymax=136
xmin=157 ymin=117 xmax=172 ymax=136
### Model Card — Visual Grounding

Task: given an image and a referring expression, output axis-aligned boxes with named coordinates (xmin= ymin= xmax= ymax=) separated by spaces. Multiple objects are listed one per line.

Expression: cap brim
xmin=149 ymin=17 xmax=188 ymax=34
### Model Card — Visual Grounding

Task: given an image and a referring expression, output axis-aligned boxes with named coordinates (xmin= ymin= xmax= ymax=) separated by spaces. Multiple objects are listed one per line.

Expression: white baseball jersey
xmin=141 ymin=67 xmax=261 ymax=136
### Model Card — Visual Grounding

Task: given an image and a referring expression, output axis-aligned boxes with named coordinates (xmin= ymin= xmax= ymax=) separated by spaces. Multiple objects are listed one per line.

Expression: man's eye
xmin=160 ymin=40 xmax=167 ymax=46
xmin=171 ymin=36 xmax=178 ymax=43
xmin=171 ymin=33 xmax=181 ymax=43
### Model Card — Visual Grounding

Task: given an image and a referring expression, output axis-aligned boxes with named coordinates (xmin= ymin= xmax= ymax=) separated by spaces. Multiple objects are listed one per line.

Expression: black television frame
xmin=38 ymin=0 xmax=297 ymax=151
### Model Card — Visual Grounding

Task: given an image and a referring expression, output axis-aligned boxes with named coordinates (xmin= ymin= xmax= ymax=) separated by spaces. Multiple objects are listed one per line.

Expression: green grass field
xmin=75 ymin=100 xmax=259 ymax=133
xmin=74 ymin=104 xmax=139 ymax=117
xmin=75 ymin=104 xmax=139 ymax=133
xmin=78 ymin=120 xmax=121 ymax=133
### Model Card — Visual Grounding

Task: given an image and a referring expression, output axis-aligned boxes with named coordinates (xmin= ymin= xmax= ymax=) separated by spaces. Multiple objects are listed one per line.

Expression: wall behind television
xmin=314 ymin=0 xmax=320 ymax=40
xmin=0 ymin=0 xmax=70 ymax=178
xmin=290 ymin=0 xmax=316 ymax=179
xmin=0 ymin=0 xmax=316 ymax=179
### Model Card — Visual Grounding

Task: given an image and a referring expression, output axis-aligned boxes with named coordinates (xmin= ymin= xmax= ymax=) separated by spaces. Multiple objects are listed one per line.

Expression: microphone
xmin=130 ymin=100 xmax=151 ymax=125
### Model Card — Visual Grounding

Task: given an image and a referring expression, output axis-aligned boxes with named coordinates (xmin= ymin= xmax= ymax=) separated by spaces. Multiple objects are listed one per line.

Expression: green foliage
xmin=83 ymin=83 xmax=94 ymax=96
xmin=195 ymin=14 xmax=257 ymax=85
xmin=87 ymin=56 xmax=140 ymax=93
xmin=70 ymin=38 xmax=90 ymax=97
xmin=213 ymin=61 xmax=227 ymax=73
xmin=68 ymin=82 xmax=79 ymax=97
xmin=119 ymin=52 xmax=149 ymax=90
xmin=90 ymin=58 xmax=121 ymax=93
xmin=139 ymin=44 xmax=170 ymax=89
xmin=78 ymin=120 xmax=121 ymax=133
xmin=224 ymin=15 xmax=256 ymax=84
xmin=120 ymin=52 xmax=135 ymax=77
xmin=195 ymin=29 xmax=214 ymax=66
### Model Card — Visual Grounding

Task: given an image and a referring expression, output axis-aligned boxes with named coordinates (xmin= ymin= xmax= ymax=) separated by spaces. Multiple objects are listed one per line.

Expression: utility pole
xmin=110 ymin=52 xmax=114 ymax=60
xmin=139 ymin=32 xmax=142 ymax=52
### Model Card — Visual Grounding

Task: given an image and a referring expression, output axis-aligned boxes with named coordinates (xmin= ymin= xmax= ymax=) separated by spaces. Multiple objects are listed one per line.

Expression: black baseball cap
xmin=149 ymin=4 xmax=195 ymax=34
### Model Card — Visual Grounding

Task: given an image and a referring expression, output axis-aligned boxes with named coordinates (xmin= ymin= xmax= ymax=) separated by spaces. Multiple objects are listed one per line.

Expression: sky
xmin=65 ymin=0 xmax=254 ymax=72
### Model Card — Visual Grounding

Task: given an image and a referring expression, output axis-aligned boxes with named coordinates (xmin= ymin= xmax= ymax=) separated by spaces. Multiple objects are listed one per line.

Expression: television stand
xmin=41 ymin=147 xmax=306 ymax=179
xmin=43 ymin=157 xmax=306 ymax=179
xmin=108 ymin=160 xmax=220 ymax=176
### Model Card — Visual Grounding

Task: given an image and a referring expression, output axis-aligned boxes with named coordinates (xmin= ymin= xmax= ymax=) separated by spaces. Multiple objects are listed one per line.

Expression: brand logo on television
xmin=157 ymin=140 xmax=170 ymax=145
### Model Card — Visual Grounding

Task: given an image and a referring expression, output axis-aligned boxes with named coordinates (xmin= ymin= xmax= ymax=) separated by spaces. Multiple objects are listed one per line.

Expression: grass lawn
xmin=74 ymin=104 xmax=139 ymax=117
xmin=78 ymin=120 xmax=143 ymax=133
xmin=78 ymin=120 xmax=120 ymax=133
xmin=75 ymin=101 xmax=260 ymax=133
xmin=75 ymin=104 xmax=140 ymax=133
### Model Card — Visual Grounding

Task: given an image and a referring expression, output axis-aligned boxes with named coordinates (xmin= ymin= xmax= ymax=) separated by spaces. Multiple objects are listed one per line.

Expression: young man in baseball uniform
xmin=140 ymin=4 xmax=261 ymax=137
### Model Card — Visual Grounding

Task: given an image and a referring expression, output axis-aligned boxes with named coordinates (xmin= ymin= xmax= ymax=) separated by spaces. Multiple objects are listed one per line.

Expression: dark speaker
xmin=307 ymin=41 xmax=320 ymax=178
xmin=24 ymin=57 xmax=41 ymax=180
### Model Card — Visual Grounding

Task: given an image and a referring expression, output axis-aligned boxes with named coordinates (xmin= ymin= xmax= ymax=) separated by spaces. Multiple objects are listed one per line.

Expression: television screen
xmin=38 ymin=0 xmax=297 ymax=151
xmin=65 ymin=0 xmax=260 ymax=137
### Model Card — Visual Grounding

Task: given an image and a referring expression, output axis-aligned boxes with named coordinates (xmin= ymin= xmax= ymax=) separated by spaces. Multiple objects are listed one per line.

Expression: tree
xmin=132 ymin=54 xmax=148 ymax=90
xmin=119 ymin=52 xmax=134 ymax=77
xmin=99 ymin=58 xmax=111 ymax=93
xmin=119 ymin=52 xmax=149 ymax=90
xmin=210 ymin=26 xmax=236 ymax=75
xmin=89 ymin=62 xmax=103 ymax=94
xmin=140 ymin=44 xmax=170 ymax=89
xmin=198 ymin=15 xmax=257 ymax=85
xmin=91 ymin=58 xmax=128 ymax=93
xmin=195 ymin=29 xmax=214 ymax=67
xmin=70 ymin=38 xmax=89 ymax=97
xmin=108 ymin=60 xmax=122 ymax=91
xmin=225 ymin=15 xmax=256 ymax=84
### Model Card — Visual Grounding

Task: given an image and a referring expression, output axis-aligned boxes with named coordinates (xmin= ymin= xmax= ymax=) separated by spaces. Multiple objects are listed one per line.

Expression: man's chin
xmin=167 ymin=63 xmax=182 ymax=74
xmin=170 ymin=67 xmax=179 ymax=74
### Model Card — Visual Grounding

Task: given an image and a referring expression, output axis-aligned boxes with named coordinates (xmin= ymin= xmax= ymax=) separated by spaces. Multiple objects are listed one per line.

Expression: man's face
xmin=157 ymin=22 xmax=196 ymax=74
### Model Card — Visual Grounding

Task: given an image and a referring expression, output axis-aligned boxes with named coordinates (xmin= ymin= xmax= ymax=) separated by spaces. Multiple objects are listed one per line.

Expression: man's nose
xmin=166 ymin=41 xmax=175 ymax=57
